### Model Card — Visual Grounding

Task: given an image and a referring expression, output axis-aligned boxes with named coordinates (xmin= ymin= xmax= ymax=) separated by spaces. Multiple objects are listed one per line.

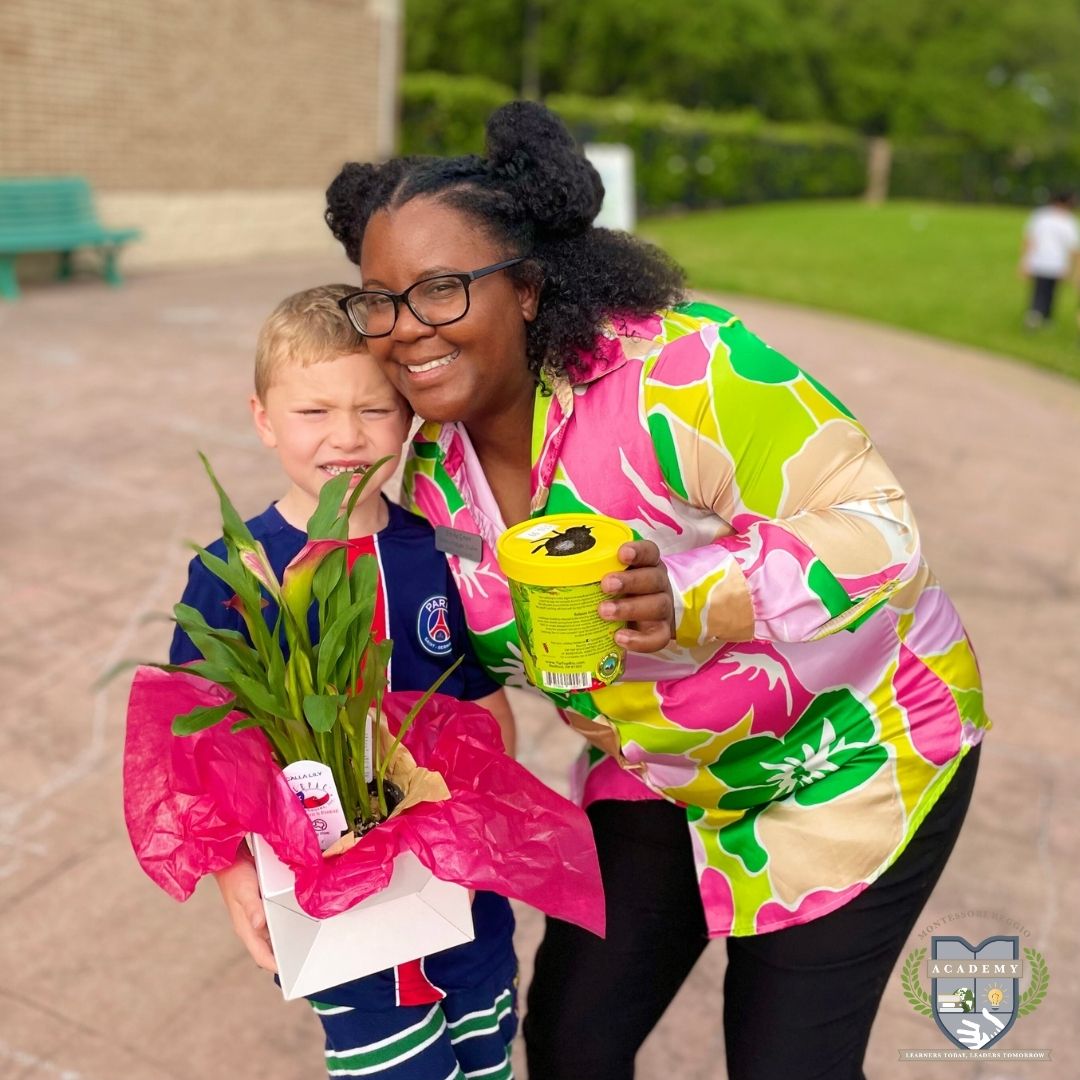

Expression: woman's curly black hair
xmin=325 ymin=101 xmax=686 ymax=381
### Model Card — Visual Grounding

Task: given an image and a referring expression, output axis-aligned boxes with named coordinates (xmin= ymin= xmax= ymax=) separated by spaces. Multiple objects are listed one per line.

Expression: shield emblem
xmin=931 ymin=936 xmax=1020 ymax=1050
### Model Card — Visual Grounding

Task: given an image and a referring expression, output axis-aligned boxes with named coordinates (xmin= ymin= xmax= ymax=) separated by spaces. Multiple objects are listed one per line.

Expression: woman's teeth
xmin=407 ymin=350 xmax=458 ymax=374
xmin=322 ymin=464 xmax=367 ymax=476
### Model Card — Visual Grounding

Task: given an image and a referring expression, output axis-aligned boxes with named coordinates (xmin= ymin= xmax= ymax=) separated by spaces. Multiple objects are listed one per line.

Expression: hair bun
xmin=485 ymin=101 xmax=604 ymax=236
xmin=325 ymin=160 xmax=409 ymax=265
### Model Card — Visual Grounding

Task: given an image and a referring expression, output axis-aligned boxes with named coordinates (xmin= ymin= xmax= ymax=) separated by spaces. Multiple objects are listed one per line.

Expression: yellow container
xmin=496 ymin=513 xmax=635 ymax=693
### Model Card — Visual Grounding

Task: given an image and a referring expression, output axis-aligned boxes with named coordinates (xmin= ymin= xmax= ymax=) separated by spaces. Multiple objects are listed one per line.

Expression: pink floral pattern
xmin=402 ymin=303 xmax=989 ymax=936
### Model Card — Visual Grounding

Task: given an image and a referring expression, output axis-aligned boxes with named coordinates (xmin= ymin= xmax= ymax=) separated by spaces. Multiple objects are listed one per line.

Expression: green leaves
xmin=304 ymin=453 xmax=397 ymax=540
xmin=316 ymin=557 xmax=378 ymax=692
xmin=169 ymin=450 xmax=459 ymax=831
xmin=377 ymin=655 xmax=463 ymax=783
xmin=172 ymin=702 xmax=236 ymax=736
xmin=192 ymin=543 xmax=278 ymax=665
xmin=1019 ymin=948 xmax=1050 ymax=1016
xmin=900 ymin=947 xmax=932 ymax=1016
xmin=312 ymin=546 xmax=347 ymax=616
xmin=343 ymin=457 xmax=394 ymax=519
xmin=172 ymin=603 xmax=262 ymax=678
xmin=304 ymin=694 xmax=347 ymax=733
xmin=306 ymin=470 xmax=355 ymax=540
xmin=229 ymin=671 xmax=291 ymax=717
xmin=305 ymin=455 xmax=395 ymax=540
xmin=199 ymin=452 xmax=260 ymax=554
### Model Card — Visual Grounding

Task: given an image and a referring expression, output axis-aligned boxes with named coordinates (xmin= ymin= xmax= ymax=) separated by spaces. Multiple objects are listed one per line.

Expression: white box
xmin=251 ymin=834 xmax=475 ymax=1000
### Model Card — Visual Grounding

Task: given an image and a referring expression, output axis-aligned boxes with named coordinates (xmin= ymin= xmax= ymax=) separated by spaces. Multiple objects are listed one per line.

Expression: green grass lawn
xmin=641 ymin=200 xmax=1080 ymax=379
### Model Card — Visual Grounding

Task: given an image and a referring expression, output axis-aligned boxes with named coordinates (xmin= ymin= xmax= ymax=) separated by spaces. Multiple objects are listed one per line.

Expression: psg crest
xmin=418 ymin=595 xmax=453 ymax=656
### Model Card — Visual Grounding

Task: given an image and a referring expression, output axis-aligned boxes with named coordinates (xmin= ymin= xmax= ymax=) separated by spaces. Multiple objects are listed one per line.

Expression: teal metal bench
xmin=0 ymin=177 xmax=142 ymax=300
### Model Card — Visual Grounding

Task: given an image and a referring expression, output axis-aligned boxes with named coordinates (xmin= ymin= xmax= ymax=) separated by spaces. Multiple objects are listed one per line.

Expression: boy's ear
xmin=250 ymin=394 xmax=278 ymax=448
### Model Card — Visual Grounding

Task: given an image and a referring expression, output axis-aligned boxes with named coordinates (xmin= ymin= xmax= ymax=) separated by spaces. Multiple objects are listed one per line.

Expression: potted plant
xmin=161 ymin=453 xmax=460 ymax=842
xmin=122 ymin=455 xmax=607 ymax=1000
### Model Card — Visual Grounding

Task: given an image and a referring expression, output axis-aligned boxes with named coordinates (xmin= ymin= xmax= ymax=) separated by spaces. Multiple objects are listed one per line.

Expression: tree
xmin=405 ymin=0 xmax=1080 ymax=148
xmin=796 ymin=0 xmax=1080 ymax=146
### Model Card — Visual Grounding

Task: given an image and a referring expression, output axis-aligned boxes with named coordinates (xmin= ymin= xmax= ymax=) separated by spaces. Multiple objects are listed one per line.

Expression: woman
xmin=325 ymin=102 xmax=988 ymax=1080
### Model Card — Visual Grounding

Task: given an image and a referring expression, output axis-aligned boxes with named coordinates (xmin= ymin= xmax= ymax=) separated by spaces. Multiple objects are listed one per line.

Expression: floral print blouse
xmin=402 ymin=302 xmax=989 ymax=937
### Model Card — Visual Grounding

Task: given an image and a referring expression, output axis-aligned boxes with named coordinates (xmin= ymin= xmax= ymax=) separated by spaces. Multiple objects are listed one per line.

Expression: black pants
xmin=524 ymin=746 xmax=980 ymax=1080
xmin=1029 ymin=275 xmax=1060 ymax=320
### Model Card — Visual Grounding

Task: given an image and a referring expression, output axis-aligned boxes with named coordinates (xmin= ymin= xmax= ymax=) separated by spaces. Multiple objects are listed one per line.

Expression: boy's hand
xmin=214 ymin=849 xmax=277 ymax=973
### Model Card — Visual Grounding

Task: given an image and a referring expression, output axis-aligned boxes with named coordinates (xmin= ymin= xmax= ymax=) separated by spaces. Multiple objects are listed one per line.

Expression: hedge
xmin=399 ymin=73 xmax=515 ymax=157
xmin=890 ymin=139 xmax=1080 ymax=205
xmin=401 ymin=73 xmax=868 ymax=212
xmin=401 ymin=72 xmax=1077 ymax=210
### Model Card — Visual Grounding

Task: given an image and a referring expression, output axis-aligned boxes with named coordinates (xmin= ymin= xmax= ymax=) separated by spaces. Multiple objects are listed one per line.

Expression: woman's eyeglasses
xmin=338 ymin=257 xmax=525 ymax=338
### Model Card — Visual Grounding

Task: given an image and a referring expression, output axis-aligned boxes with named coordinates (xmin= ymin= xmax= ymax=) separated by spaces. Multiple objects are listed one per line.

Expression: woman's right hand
xmin=214 ymin=849 xmax=277 ymax=973
xmin=599 ymin=540 xmax=676 ymax=653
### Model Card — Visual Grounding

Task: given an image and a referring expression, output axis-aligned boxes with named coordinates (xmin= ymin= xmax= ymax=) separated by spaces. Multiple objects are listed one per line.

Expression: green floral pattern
xmin=710 ymin=690 xmax=888 ymax=810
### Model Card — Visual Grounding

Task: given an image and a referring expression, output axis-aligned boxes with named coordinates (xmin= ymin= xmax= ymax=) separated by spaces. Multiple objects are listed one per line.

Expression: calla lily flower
xmin=223 ymin=593 xmax=269 ymax=613
xmin=281 ymin=539 xmax=351 ymax=632
xmin=237 ymin=540 xmax=281 ymax=599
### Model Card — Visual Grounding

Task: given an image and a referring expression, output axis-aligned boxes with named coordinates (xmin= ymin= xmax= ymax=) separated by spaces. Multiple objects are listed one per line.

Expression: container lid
xmin=496 ymin=513 xmax=635 ymax=586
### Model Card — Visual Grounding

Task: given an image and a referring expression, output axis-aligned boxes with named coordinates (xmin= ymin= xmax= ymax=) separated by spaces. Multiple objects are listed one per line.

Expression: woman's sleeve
xmin=169 ymin=555 xmax=243 ymax=664
xmin=645 ymin=313 xmax=921 ymax=647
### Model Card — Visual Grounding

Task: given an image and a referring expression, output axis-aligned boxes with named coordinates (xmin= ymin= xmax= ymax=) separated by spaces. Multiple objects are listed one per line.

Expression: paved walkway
xmin=1 ymin=260 xmax=1076 ymax=1079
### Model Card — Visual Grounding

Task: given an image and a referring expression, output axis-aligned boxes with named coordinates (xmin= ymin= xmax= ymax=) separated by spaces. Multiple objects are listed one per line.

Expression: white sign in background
xmin=584 ymin=143 xmax=637 ymax=232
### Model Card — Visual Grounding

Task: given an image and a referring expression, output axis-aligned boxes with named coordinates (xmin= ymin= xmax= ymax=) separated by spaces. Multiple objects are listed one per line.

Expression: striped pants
xmin=312 ymin=975 xmax=518 ymax=1079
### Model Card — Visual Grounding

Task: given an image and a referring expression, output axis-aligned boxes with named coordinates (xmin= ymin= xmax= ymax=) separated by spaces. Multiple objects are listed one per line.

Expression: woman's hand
xmin=599 ymin=541 xmax=675 ymax=653
xmin=214 ymin=849 xmax=278 ymax=973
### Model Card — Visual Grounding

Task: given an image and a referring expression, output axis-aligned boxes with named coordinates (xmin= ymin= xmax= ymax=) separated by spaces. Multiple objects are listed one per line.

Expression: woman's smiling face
xmin=358 ymin=197 xmax=538 ymax=426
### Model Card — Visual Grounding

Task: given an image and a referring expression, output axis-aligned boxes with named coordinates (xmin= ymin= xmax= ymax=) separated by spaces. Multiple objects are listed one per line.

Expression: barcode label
xmin=541 ymin=671 xmax=593 ymax=691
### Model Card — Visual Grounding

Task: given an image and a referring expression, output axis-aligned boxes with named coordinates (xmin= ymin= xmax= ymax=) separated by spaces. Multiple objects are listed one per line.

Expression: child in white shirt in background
xmin=1020 ymin=191 xmax=1079 ymax=329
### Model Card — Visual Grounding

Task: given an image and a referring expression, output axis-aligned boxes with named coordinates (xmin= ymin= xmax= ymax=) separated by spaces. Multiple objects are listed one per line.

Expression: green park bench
xmin=0 ymin=177 xmax=142 ymax=300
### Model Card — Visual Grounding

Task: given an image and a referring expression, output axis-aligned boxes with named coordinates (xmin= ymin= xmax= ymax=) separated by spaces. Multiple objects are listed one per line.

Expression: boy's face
xmin=251 ymin=352 xmax=411 ymax=529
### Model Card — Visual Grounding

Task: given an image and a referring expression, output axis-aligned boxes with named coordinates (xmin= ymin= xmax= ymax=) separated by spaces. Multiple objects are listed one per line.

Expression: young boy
xmin=171 ymin=284 xmax=518 ymax=1080
xmin=1020 ymin=190 xmax=1079 ymax=328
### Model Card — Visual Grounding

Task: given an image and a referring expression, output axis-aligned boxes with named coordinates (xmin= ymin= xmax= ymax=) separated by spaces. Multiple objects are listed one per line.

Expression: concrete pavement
xmin=1 ymin=259 xmax=1076 ymax=1079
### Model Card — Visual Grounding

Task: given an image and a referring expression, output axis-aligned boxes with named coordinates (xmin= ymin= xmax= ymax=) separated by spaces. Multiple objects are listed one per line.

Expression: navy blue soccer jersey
xmin=170 ymin=496 xmax=513 ymax=1009
xmin=170 ymin=497 xmax=498 ymax=702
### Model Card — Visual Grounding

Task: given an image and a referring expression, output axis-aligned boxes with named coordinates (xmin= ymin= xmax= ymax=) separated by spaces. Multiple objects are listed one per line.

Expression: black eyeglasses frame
xmin=337 ymin=256 xmax=526 ymax=338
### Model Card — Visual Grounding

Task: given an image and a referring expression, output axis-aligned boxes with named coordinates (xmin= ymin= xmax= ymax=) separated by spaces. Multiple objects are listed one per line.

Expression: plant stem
xmin=259 ymin=722 xmax=295 ymax=766
xmin=376 ymin=656 xmax=463 ymax=784
xmin=339 ymin=705 xmax=370 ymax=824
xmin=330 ymin=721 xmax=348 ymax=810
xmin=372 ymin=683 xmax=386 ymax=818
xmin=288 ymin=715 xmax=319 ymax=761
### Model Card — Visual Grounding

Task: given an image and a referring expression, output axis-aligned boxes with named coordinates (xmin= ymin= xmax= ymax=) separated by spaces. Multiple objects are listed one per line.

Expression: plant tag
xmin=282 ymin=760 xmax=349 ymax=852
xmin=363 ymin=709 xmax=375 ymax=784
xmin=435 ymin=525 xmax=483 ymax=563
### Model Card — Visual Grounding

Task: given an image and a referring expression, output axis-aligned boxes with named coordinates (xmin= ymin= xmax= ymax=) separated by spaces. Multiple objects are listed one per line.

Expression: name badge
xmin=435 ymin=525 xmax=484 ymax=563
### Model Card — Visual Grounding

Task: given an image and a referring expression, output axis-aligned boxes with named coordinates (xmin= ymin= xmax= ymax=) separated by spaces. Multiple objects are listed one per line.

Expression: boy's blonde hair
xmin=255 ymin=284 xmax=365 ymax=400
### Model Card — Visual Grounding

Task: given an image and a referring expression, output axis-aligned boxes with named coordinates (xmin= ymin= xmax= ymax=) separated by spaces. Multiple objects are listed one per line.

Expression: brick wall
xmin=0 ymin=0 xmax=400 ymax=268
